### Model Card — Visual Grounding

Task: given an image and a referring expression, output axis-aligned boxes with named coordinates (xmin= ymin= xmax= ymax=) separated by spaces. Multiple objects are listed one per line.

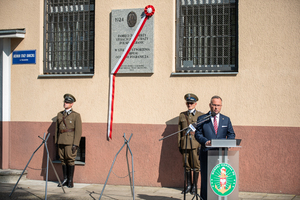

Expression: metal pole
xmin=159 ymin=115 xmax=211 ymax=141
xmin=126 ymin=139 xmax=133 ymax=197
xmin=48 ymin=157 xmax=66 ymax=193
xmin=9 ymin=133 xmax=49 ymax=197
xmin=125 ymin=134 xmax=135 ymax=200
xmin=189 ymin=133 xmax=199 ymax=200
xmin=183 ymin=128 xmax=191 ymax=200
xmin=44 ymin=133 xmax=49 ymax=200
xmin=44 ymin=144 xmax=66 ymax=193
xmin=39 ymin=134 xmax=65 ymax=194
xmin=99 ymin=133 xmax=133 ymax=200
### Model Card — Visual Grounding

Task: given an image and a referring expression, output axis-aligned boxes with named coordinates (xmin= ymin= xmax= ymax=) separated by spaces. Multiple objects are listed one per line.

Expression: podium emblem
xmin=210 ymin=163 xmax=237 ymax=196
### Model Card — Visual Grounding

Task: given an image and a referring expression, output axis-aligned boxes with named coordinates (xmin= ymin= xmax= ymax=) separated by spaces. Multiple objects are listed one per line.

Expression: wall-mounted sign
xmin=110 ymin=8 xmax=154 ymax=74
xmin=12 ymin=50 xmax=36 ymax=64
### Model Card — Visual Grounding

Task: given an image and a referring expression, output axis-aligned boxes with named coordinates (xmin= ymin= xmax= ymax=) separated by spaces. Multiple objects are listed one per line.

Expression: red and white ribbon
xmin=107 ymin=5 xmax=155 ymax=140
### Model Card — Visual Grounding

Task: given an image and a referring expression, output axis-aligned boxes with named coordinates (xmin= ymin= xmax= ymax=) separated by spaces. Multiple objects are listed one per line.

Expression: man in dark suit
xmin=195 ymin=95 xmax=235 ymax=200
xmin=55 ymin=94 xmax=82 ymax=188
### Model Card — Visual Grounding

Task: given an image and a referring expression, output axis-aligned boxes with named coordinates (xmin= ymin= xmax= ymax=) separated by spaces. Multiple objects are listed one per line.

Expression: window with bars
xmin=43 ymin=0 xmax=95 ymax=74
xmin=176 ymin=0 xmax=238 ymax=74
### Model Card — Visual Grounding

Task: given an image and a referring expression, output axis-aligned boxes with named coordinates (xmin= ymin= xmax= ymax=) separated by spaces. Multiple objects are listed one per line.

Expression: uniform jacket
xmin=55 ymin=110 xmax=82 ymax=146
xmin=195 ymin=112 xmax=235 ymax=152
xmin=178 ymin=110 xmax=204 ymax=149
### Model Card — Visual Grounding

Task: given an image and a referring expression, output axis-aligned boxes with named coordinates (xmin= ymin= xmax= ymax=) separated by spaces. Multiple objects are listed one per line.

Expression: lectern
xmin=207 ymin=139 xmax=241 ymax=200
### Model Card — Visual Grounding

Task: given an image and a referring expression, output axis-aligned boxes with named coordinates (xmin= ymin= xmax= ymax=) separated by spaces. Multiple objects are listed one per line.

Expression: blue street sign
xmin=12 ymin=50 xmax=36 ymax=64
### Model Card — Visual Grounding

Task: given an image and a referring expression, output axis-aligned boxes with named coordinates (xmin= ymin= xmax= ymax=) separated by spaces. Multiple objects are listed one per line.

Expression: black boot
xmin=181 ymin=171 xmax=192 ymax=194
xmin=58 ymin=165 xmax=68 ymax=187
xmin=67 ymin=165 xmax=75 ymax=188
xmin=191 ymin=171 xmax=199 ymax=195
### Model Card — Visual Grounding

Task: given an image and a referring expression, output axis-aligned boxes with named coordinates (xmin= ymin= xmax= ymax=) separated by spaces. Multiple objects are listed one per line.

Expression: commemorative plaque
xmin=110 ymin=8 xmax=154 ymax=74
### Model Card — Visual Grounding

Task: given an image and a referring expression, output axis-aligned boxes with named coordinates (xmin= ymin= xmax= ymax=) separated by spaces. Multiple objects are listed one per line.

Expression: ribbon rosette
xmin=144 ymin=5 xmax=155 ymax=17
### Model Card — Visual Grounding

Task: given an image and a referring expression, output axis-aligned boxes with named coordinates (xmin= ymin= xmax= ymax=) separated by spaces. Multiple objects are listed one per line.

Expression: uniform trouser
xmin=182 ymin=148 xmax=200 ymax=172
xmin=58 ymin=144 xmax=77 ymax=166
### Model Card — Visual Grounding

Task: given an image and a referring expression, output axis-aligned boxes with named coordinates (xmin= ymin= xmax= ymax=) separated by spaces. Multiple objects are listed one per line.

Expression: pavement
xmin=0 ymin=170 xmax=299 ymax=200
xmin=0 ymin=179 xmax=299 ymax=200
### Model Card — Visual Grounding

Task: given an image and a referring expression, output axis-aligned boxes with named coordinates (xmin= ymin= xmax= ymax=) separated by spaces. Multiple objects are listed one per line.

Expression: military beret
xmin=184 ymin=93 xmax=198 ymax=103
xmin=64 ymin=93 xmax=76 ymax=103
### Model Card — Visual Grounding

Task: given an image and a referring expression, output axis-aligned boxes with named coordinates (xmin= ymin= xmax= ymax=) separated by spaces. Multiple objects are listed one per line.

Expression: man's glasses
xmin=211 ymin=104 xmax=222 ymax=107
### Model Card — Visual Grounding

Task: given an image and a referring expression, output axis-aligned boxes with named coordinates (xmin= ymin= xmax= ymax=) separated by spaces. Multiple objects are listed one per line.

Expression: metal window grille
xmin=176 ymin=0 xmax=238 ymax=73
xmin=43 ymin=0 xmax=95 ymax=74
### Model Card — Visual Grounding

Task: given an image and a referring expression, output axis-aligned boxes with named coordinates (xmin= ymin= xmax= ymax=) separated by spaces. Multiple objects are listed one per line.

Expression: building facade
xmin=0 ymin=0 xmax=299 ymax=195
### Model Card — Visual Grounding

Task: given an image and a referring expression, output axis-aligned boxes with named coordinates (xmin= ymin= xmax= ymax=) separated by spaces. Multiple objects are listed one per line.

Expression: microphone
xmin=211 ymin=111 xmax=216 ymax=117
xmin=191 ymin=113 xmax=212 ymax=127
xmin=202 ymin=113 xmax=212 ymax=119
xmin=208 ymin=113 xmax=213 ymax=117
xmin=159 ymin=113 xmax=211 ymax=141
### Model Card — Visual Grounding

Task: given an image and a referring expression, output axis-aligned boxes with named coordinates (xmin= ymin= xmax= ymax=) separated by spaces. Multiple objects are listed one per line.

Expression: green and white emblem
xmin=210 ymin=163 xmax=236 ymax=196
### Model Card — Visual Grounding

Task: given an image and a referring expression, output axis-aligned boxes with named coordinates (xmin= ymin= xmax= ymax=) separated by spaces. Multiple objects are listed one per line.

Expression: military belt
xmin=60 ymin=128 xmax=75 ymax=133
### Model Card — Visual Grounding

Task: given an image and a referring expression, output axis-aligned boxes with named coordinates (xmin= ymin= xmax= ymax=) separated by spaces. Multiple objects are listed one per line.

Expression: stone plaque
xmin=110 ymin=8 xmax=154 ymax=74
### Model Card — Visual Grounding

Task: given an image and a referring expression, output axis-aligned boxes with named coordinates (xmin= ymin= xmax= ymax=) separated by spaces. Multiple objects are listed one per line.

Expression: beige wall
xmin=1 ymin=0 xmax=300 ymax=194
xmin=0 ymin=0 xmax=299 ymax=127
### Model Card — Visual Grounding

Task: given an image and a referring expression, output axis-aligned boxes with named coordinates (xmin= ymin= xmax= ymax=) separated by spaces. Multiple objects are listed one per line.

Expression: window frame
xmin=43 ymin=0 xmax=95 ymax=75
xmin=174 ymin=0 xmax=238 ymax=75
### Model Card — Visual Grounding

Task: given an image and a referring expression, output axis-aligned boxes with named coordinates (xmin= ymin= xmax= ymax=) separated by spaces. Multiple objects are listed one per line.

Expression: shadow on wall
xmin=40 ymin=117 xmax=58 ymax=181
xmin=11 ymin=38 xmax=23 ymax=51
xmin=157 ymin=116 xmax=184 ymax=188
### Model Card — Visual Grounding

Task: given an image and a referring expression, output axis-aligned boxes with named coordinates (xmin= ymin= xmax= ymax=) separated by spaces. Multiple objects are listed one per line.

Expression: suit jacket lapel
xmin=205 ymin=112 xmax=217 ymax=138
xmin=209 ymin=118 xmax=215 ymax=134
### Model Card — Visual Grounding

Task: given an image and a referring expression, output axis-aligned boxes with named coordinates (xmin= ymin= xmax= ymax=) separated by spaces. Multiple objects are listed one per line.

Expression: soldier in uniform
xmin=178 ymin=93 xmax=204 ymax=194
xmin=55 ymin=94 xmax=82 ymax=188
